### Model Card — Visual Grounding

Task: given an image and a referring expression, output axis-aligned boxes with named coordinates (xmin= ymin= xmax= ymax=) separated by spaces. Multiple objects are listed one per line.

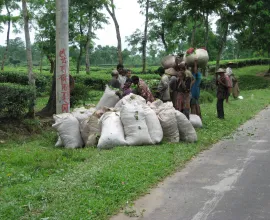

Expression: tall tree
xmin=22 ymin=0 xmax=35 ymax=117
xmin=105 ymin=0 xmax=123 ymax=65
xmin=1 ymin=0 xmax=19 ymax=70
xmin=233 ymin=0 xmax=270 ymax=74
xmin=85 ymin=10 xmax=93 ymax=74
xmin=138 ymin=0 xmax=150 ymax=73
xmin=56 ymin=0 xmax=69 ymax=114
xmin=215 ymin=1 xmax=236 ymax=70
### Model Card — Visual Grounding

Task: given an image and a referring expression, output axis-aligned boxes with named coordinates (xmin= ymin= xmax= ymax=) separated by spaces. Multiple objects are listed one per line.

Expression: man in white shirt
xmin=116 ymin=64 xmax=126 ymax=88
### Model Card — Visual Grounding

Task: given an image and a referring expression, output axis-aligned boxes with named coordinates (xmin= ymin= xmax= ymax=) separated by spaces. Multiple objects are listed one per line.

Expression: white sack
xmin=175 ymin=110 xmax=197 ymax=143
xmin=161 ymin=55 xmax=176 ymax=69
xmin=52 ymin=113 xmax=84 ymax=149
xmin=72 ymin=107 xmax=95 ymax=123
xmin=143 ymin=105 xmax=163 ymax=144
xmin=55 ymin=134 xmax=63 ymax=147
xmin=148 ymin=99 xmax=164 ymax=114
xmin=120 ymin=103 xmax=153 ymax=146
xmin=184 ymin=48 xmax=209 ymax=68
xmin=114 ymin=93 xmax=146 ymax=110
xmin=189 ymin=114 xmax=203 ymax=128
xmin=158 ymin=102 xmax=179 ymax=143
xmin=97 ymin=112 xmax=126 ymax=149
xmin=96 ymin=86 xmax=120 ymax=110
xmin=165 ymin=68 xmax=178 ymax=76
xmin=80 ymin=115 xmax=101 ymax=147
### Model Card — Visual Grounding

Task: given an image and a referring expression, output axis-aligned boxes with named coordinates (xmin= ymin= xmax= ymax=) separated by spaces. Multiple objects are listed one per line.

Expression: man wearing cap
xmin=216 ymin=68 xmax=229 ymax=119
xmin=108 ymin=70 xmax=121 ymax=89
xmin=156 ymin=67 xmax=171 ymax=102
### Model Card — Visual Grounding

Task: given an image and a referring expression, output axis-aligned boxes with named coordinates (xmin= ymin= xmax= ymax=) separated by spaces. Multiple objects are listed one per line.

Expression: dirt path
xmin=111 ymin=106 xmax=270 ymax=220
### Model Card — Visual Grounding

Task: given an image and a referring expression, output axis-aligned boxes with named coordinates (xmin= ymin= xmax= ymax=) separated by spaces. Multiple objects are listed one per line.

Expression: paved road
xmin=111 ymin=107 xmax=270 ymax=220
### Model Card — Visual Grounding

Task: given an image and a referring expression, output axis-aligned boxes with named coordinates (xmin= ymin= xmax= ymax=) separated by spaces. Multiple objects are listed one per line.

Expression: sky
xmin=0 ymin=0 xmax=145 ymax=48
xmin=0 ymin=0 xmax=218 ymax=48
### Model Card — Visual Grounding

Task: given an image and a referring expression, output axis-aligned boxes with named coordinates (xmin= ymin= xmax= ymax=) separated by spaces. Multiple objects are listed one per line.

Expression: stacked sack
xmin=52 ymin=107 xmax=101 ymax=149
xmin=148 ymin=100 xmax=198 ymax=143
xmin=98 ymin=94 xmax=163 ymax=149
xmin=52 ymin=92 xmax=200 ymax=149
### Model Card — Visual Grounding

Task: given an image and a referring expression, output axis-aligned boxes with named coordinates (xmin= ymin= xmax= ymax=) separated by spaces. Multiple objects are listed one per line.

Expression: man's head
xmin=126 ymin=69 xmax=132 ymax=78
xmin=178 ymin=62 xmax=186 ymax=72
xmin=216 ymin=68 xmax=226 ymax=77
xmin=117 ymin=64 xmax=124 ymax=75
xmin=178 ymin=70 xmax=186 ymax=81
xmin=156 ymin=67 xmax=165 ymax=76
xmin=124 ymin=78 xmax=132 ymax=88
xmin=111 ymin=70 xmax=119 ymax=79
xmin=131 ymin=76 xmax=139 ymax=85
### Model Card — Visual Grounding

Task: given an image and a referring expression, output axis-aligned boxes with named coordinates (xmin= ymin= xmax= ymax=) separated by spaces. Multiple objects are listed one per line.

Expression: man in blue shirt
xmin=190 ymin=58 xmax=202 ymax=119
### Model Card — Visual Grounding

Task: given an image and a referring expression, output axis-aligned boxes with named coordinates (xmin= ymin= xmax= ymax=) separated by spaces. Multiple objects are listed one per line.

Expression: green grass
xmin=1 ymin=66 xmax=270 ymax=220
xmin=1 ymin=89 xmax=270 ymax=220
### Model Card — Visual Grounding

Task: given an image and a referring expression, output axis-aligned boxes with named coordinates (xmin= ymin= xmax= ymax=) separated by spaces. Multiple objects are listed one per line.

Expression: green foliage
xmin=199 ymin=90 xmax=215 ymax=104
xmin=0 ymin=71 xmax=51 ymax=95
xmin=0 ymin=83 xmax=35 ymax=118
xmin=70 ymin=83 xmax=90 ymax=107
xmin=207 ymin=58 xmax=270 ymax=73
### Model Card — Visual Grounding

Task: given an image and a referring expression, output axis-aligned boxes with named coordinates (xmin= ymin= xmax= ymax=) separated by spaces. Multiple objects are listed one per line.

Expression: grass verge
xmin=1 ymin=66 xmax=270 ymax=220
xmin=1 ymin=89 xmax=269 ymax=220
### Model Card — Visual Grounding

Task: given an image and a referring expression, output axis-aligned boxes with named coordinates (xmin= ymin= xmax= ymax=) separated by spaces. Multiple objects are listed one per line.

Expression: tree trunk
xmin=216 ymin=21 xmax=229 ymax=71
xmin=160 ymin=23 xmax=168 ymax=52
xmin=191 ymin=20 xmax=197 ymax=48
xmin=105 ymin=0 xmax=123 ymax=65
xmin=204 ymin=11 xmax=209 ymax=49
xmin=265 ymin=49 xmax=270 ymax=76
xmin=36 ymin=70 xmax=57 ymax=117
xmin=22 ymin=0 xmax=36 ymax=118
xmin=76 ymin=16 xmax=83 ymax=74
xmin=39 ymin=52 xmax=43 ymax=74
xmin=47 ymin=55 xmax=55 ymax=73
xmin=56 ymin=0 xmax=70 ymax=114
xmin=85 ymin=10 xmax=93 ymax=74
xmin=142 ymin=0 xmax=150 ymax=73
xmin=1 ymin=3 xmax=11 ymax=71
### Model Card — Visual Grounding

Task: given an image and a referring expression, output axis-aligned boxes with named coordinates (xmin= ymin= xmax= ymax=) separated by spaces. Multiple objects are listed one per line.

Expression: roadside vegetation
xmin=0 ymin=65 xmax=270 ymax=220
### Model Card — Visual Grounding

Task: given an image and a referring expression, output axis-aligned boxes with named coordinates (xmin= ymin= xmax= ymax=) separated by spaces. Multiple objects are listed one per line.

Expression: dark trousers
xmin=217 ymin=98 xmax=225 ymax=119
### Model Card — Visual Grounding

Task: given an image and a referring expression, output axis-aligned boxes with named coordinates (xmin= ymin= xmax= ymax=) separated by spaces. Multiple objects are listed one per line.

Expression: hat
xmin=216 ymin=68 xmax=226 ymax=74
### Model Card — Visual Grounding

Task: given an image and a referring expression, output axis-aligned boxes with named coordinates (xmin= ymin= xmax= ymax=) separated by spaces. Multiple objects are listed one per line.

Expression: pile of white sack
xmin=161 ymin=48 xmax=209 ymax=70
xmin=52 ymin=87 xmax=202 ymax=149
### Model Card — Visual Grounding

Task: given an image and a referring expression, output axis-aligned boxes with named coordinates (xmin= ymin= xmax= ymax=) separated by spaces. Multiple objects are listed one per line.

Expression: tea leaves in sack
xmin=161 ymin=55 xmax=176 ymax=69
xmin=97 ymin=112 xmax=126 ymax=149
xmin=175 ymin=110 xmax=197 ymax=143
xmin=52 ymin=113 xmax=84 ymax=149
xmin=189 ymin=114 xmax=203 ymax=128
xmin=114 ymin=93 xmax=146 ymax=110
xmin=80 ymin=115 xmax=101 ymax=147
xmin=96 ymin=86 xmax=120 ymax=110
xmin=184 ymin=48 xmax=209 ymax=68
xmin=147 ymin=99 xmax=164 ymax=114
xmin=72 ymin=107 xmax=96 ymax=123
xmin=157 ymin=102 xmax=179 ymax=143
xmin=143 ymin=105 xmax=163 ymax=144
xmin=120 ymin=103 xmax=153 ymax=146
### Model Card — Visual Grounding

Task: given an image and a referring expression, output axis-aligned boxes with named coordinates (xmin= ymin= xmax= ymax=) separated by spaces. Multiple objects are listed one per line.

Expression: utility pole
xmin=56 ymin=0 xmax=70 ymax=114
